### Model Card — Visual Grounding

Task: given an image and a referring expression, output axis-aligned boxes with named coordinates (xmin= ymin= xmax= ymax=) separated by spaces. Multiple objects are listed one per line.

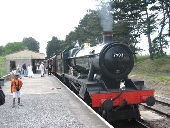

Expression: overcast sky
xmin=0 ymin=0 xmax=97 ymax=54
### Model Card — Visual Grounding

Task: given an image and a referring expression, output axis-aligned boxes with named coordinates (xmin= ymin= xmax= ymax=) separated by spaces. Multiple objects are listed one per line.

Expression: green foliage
xmin=46 ymin=0 xmax=169 ymax=59
xmin=0 ymin=46 xmax=4 ymax=56
xmin=133 ymin=56 xmax=170 ymax=74
xmin=135 ymin=55 xmax=150 ymax=63
xmin=113 ymin=21 xmax=134 ymax=45
xmin=62 ymin=10 xmax=103 ymax=49
xmin=75 ymin=10 xmax=103 ymax=46
xmin=4 ymin=42 xmax=28 ymax=55
xmin=58 ymin=40 xmax=66 ymax=53
xmin=131 ymin=56 xmax=170 ymax=82
xmin=111 ymin=0 xmax=169 ymax=59
xmin=152 ymin=35 xmax=168 ymax=57
xmin=65 ymin=31 xmax=77 ymax=48
xmin=22 ymin=37 xmax=40 ymax=52
xmin=46 ymin=36 xmax=61 ymax=58
xmin=0 ymin=56 xmax=7 ymax=77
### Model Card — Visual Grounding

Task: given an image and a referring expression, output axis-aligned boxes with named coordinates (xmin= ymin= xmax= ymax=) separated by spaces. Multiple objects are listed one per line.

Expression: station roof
xmin=5 ymin=49 xmax=45 ymax=60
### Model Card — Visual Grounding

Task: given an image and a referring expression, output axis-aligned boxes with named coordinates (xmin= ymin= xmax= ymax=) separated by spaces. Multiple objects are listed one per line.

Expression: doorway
xmin=10 ymin=61 xmax=16 ymax=71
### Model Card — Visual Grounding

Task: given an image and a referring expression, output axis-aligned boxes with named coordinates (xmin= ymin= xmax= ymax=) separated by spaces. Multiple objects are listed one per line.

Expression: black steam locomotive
xmin=49 ymin=31 xmax=155 ymax=122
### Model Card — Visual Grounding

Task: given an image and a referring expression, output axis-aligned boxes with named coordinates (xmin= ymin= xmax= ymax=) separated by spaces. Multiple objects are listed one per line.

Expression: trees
xmin=0 ymin=46 xmax=4 ymax=56
xmin=46 ymin=0 xmax=169 ymax=59
xmin=110 ymin=0 xmax=170 ymax=59
xmin=150 ymin=0 xmax=170 ymax=57
xmin=4 ymin=42 xmax=27 ymax=55
xmin=74 ymin=10 xmax=103 ymax=46
xmin=59 ymin=9 xmax=103 ymax=51
xmin=46 ymin=36 xmax=61 ymax=58
xmin=1 ymin=37 xmax=40 ymax=55
xmin=65 ymin=31 xmax=77 ymax=48
xmin=22 ymin=37 xmax=40 ymax=52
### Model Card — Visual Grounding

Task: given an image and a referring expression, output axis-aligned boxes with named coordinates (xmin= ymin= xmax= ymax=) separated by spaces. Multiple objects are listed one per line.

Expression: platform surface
xmin=0 ymin=73 xmax=113 ymax=128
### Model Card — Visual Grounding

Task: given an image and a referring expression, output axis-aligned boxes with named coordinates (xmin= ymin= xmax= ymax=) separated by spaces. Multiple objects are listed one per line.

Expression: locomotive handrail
xmin=111 ymin=89 xmax=123 ymax=102
xmin=67 ymin=54 xmax=98 ymax=59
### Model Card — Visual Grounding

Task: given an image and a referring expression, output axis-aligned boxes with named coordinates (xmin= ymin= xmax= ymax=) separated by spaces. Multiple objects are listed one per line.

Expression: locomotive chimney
xmin=103 ymin=31 xmax=113 ymax=43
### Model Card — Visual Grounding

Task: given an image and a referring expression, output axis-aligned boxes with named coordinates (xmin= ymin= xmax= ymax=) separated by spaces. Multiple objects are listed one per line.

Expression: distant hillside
xmin=130 ymin=56 xmax=170 ymax=98
xmin=129 ymin=56 xmax=170 ymax=86
xmin=132 ymin=56 xmax=170 ymax=75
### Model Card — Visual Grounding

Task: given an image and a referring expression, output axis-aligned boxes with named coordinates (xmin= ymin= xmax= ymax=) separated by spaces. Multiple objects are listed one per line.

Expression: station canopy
xmin=5 ymin=49 xmax=45 ymax=60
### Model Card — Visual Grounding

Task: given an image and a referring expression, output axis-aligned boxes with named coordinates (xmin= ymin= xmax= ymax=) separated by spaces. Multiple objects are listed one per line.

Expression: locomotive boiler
xmin=52 ymin=31 xmax=155 ymax=122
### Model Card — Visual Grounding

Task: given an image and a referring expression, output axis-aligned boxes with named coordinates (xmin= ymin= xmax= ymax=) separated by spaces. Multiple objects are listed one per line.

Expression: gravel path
xmin=0 ymin=94 xmax=82 ymax=128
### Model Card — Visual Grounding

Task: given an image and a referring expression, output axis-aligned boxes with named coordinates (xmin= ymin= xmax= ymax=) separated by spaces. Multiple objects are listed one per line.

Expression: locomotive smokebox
xmin=103 ymin=31 xmax=113 ymax=43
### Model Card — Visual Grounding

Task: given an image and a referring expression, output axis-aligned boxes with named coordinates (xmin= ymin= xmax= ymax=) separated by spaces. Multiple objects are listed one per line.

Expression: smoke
xmin=97 ymin=1 xmax=113 ymax=31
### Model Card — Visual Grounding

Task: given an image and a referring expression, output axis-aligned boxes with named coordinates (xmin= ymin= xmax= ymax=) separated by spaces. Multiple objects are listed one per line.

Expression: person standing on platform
xmin=33 ymin=64 xmax=36 ymax=74
xmin=40 ymin=62 xmax=44 ymax=77
xmin=10 ymin=68 xmax=17 ymax=81
xmin=22 ymin=63 xmax=27 ymax=77
xmin=27 ymin=64 xmax=33 ymax=78
xmin=0 ymin=86 xmax=5 ymax=106
xmin=16 ymin=65 xmax=22 ymax=79
xmin=17 ymin=65 xmax=22 ymax=75
xmin=11 ymin=73 xmax=23 ymax=108
xmin=48 ymin=61 xmax=52 ymax=76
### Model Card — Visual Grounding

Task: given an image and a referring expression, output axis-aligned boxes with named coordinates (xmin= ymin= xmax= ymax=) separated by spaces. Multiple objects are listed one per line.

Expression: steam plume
xmin=97 ymin=1 xmax=113 ymax=31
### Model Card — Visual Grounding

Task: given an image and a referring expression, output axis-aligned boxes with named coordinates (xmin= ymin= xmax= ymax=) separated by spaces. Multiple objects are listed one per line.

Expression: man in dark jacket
xmin=22 ymin=63 xmax=27 ymax=77
xmin=48 ymin=62 xmax=52 ymax=75
xmin=0 ymin=86 xmax=5 ymax=106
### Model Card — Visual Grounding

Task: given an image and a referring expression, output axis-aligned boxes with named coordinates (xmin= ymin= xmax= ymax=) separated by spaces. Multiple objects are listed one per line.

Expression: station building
xmin=5 ymin=49 xmax=45 ymax=73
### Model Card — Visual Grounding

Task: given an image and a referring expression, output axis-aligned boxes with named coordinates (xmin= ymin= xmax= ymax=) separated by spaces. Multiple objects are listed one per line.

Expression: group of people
xmin=0 ymin=61 xmax=53 ymax=108
xmin=10 ymin=63 xmax=33 ymax=79
xmin=10 ymin=61 xmax=52 ymax=79
xmin=39 ymin=61 xmax=52 ymax=77
xmin=22 ymin=63 xmax=34 ymax=78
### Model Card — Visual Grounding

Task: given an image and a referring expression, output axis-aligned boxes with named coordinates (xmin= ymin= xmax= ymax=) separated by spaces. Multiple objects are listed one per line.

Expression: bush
xmin=0 ymin=56 xmax=7 ymax=77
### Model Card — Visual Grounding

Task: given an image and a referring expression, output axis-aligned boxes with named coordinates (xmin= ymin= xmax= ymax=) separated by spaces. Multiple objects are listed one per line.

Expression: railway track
xmin=136 ymin=119 xmax=152 ymax=128
xmin=100 ymin=95 xmax=170 ymax=128
xmin=140 ymin=96 xmax=170 ymax=118
xmin=111 ymin=119 xmax=151 ymax=128
xmin=110 ymin=96 xmax=170 ymax=128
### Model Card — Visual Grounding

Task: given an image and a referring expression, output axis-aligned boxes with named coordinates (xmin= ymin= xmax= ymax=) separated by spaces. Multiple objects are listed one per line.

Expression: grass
xmin=0 ymin=56 xmax=7 ymax=77
xmin=132 ymin=55 xmax=170 ymax=83
xmin=135 ymin=55 xmax=150 ymax=63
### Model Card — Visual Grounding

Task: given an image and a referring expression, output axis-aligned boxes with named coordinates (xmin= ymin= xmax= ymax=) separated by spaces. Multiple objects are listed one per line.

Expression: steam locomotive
xmin=49 ymin=31 xmax=155 ymax=122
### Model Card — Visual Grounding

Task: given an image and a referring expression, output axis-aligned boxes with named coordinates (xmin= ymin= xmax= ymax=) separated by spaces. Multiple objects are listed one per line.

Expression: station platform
xmin=0 ymin=73 xmax=113 ymax=128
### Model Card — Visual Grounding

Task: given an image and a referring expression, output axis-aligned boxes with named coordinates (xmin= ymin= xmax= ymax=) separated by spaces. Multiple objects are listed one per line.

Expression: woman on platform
xmin=27 ymin=64 xmax=33 ymax=78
